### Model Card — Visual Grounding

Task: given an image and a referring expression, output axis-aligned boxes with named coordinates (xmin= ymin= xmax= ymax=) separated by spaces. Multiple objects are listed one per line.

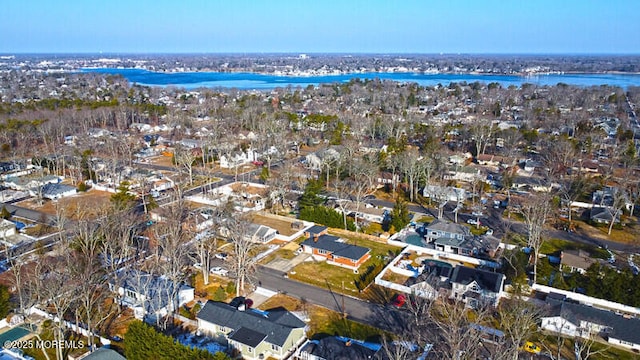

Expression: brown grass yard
xmin=380 ymin=270 xmax=410 ymax=284
xmin=570 ymin=219 xmax=640 ymax=245
xmin=287 ymin=231 xmax=401 ymax=297
xmin=192 ymin=272 xmax=234 ymax=301
xmin=250 ymin=212 xmax=300 ymax=236
xmin=258 ymin=294 xmax=384 ymax=341
xmin=327 ymin=230 xmax=402 ymax=259
xmin=289 ymin=261 xmax=364 ymax=295
xmin=17 ymin=189 xmax=113 ymax=219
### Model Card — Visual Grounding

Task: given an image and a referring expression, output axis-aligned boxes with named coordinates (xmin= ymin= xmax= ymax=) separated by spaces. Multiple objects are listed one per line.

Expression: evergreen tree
xmin=0 ymin=206 xmax=11 ymax=220
xmin=299 ymin=206 xmax=355 ymax=230
xmin=110 ymin=181 xmax=137 ymax=210
xmin=0 ymin=285 xmax=11 ymax=319
xmin=124 ymin=321 xmax=231 ymax=360
xmin=389 ymin=196 xmax=411 ymax=232
xmin=298 ymin=179 xmax=324 ymax=208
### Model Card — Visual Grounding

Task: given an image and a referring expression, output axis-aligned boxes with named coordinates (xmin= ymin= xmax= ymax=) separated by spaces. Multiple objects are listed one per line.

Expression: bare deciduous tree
xmin=520 ymin=193 xmax=553 ymax=284
xmin=173 ymin=144 xmax=197 ymax=186
xmin=223 ymin=212 xmax=259 ymax=297
xmin=346 ymin=158 xmax=378 ymax=232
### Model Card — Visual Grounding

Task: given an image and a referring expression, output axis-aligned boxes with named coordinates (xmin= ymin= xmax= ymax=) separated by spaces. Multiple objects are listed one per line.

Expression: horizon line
xmin=2 ymin=52 xmax=640 ymax=57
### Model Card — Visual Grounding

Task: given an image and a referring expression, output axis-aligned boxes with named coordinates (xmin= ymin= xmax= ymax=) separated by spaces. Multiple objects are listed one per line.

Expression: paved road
xmin=255 ymin=266 xmax=407 ymax=333
xmin=368 ymin=197 xmax=639 ymax=253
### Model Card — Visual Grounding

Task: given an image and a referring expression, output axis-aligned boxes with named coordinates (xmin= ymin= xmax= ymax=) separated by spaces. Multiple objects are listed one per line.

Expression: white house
xmin=449 ymin=266 xmax=505 ymax=308
xmin=303 ymin=148 xmax=340 ymax=171
xmin=542 ymin=297 xmax=640 ymax=351
xmin=4 ymin=175 xmax=62 ymax=192
xmin=219 ymin=148 xmax=258 ymax=169
xmin=423 ymin=185 xmax=466 ymax=203
xmin=41 ymin=183 xmax=77 ymax=200
xmin=111 ymin=269 xmax=194 ymax=322
xmin=246 ymin=224 xmax=278 ymax=244
xmin=0 ymin=219 xmax=16 ymax=238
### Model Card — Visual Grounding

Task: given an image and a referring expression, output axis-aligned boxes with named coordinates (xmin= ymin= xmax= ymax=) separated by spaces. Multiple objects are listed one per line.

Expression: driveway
xmin=263 ymin=253 xmax=310 ymax=272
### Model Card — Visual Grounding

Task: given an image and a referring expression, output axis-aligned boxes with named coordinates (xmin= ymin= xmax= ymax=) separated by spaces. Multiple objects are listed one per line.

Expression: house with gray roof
xmin=541 ymin=297 xmax=640 ymax=351
xmin=304 ymin=225 xmax=328 ymax=238
xmin=296 ymin=336 xmax=381 ymax=360
xmin=424 ymin=219 xmax=470 ymax=242
xmin=4 ymin=175 xmax=61 ymax=193
xmin=41 ymin=182 xmax=77 ymax=200
xmin=246 ymin=224 xmax=277 ymax=244
xmin=449 ymin=266 xmax=505 ymax=308
xmin=423 ymin=185 xmax=466 ymax=203
xmin=560 ymin=250 xmax=597 ymax=274
xmin=300 ymin=234 xmax=371 ymax=270
xmin=110 ymin=269 xmax=194 ymax=323
xmin=196 ymin=301 xmax=307 ymax=360
xmin=432 ymin=234 xmax=501 ymax=258
xmin=81 ymin=347 xmax=127 ymax=360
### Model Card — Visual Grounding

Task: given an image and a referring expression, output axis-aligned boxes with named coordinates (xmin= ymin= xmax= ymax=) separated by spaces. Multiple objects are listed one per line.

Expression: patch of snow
xmin=175 ymin=333 xmax=227 ymax=355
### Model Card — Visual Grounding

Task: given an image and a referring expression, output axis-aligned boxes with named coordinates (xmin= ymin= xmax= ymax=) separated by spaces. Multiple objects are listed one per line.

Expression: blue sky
xmin=1 ymin=0 xmax=638 ymax=54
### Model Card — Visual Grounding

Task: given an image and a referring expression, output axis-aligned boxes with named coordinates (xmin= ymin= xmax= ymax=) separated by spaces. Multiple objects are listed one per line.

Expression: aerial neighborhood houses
xmin=2 ymin=55 xmax=640 ymax=360
xmin=541 ymin=293 xmax=640 ymax=351
xmin=111 ymin=269 xmax=195 ymax=322
xmin=300 ymin=226 xmax=371 ymax=270
xmin=197 ymin=299 xmax=307 ymax=360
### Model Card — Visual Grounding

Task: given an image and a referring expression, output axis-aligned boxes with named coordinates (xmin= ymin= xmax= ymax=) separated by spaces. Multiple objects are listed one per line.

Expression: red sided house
xmin=300 ymin=232 xmax=371 ymax=270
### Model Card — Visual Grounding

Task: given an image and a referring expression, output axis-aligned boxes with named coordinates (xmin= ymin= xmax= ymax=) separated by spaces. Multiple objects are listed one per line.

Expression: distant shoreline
xmin=78 ymin=67 xmax=640 ymax=90
xmin=81 ymin=67 xmax=640 ymax=77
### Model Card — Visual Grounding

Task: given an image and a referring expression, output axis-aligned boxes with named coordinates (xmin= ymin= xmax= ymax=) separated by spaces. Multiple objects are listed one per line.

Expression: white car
xmin=210 ymin=267 xmax=229 ymax=276
xmin=215 ymin=253 xmax=228 ymax=260
xmin=467 ymin=219 xmax=479 ymax=225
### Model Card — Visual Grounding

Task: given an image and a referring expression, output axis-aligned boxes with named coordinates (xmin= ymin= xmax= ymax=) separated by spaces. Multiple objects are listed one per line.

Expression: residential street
xmin=255 ymin=266 xmax=408 ymax=333
xmin=368 ymin=198 xmax=639 ymax=253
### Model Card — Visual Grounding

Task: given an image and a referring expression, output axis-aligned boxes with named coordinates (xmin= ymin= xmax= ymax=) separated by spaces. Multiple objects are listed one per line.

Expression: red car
xmin=390 ymin=294 xmax=407 ymax=307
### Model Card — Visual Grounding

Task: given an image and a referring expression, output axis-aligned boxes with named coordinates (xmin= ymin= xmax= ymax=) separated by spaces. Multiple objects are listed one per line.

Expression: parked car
xmin=467 ymin=219 xmax=479 ymax=225
xmin=390 ymin=293 xmax=407 ymax=307
xmin=210 ymin=267 xmax=229 ymax=276
xmin=215 ymin=253 xmax=228 ymax=260
xmin=522 ymin=341 xmax=541 ymax=354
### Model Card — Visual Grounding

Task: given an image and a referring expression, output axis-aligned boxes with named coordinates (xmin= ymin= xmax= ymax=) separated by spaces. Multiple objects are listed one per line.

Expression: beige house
xmin=197 ymin=300 xmax=307 ymax=360
xmin=560 ymin=250 xmax=596 ymax=274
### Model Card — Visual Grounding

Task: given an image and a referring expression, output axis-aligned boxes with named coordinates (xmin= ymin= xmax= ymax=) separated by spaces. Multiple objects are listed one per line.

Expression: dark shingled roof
xmin=300 ymin=234 xmax=370 ymax=261
xmin=42 ymin=182 xmax=76 ymax=196
xmin=229 ymin=327 xmax=267 ymax=348
xmin=306 ymin=225 xmax=328 ymax=235
xmin=450 ymin=266 xmax=504 ymax=293
xmin=82 ymin=348 xmax=127 ymax=360
xmin=197 ymin=301 xmax=306 ymax=347
xmin=546 ymin=298 xmax=640 ymax=345
xmin=300 ymin=337 xmax=380 ymax=360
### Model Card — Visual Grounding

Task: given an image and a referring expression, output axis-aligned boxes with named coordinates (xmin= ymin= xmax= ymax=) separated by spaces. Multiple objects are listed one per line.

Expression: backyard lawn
xmin=258 ymin=294 xmax=384 ymax=341
xmin=17 ymin=188 xmax=113 ymax=219
xmin=539 ymin=238 xmax=610 ymax=259
xmin=250 ymin=213 xmax=301 ymax=237
xmin=288 ymin=234 xmax=402 ymax=297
